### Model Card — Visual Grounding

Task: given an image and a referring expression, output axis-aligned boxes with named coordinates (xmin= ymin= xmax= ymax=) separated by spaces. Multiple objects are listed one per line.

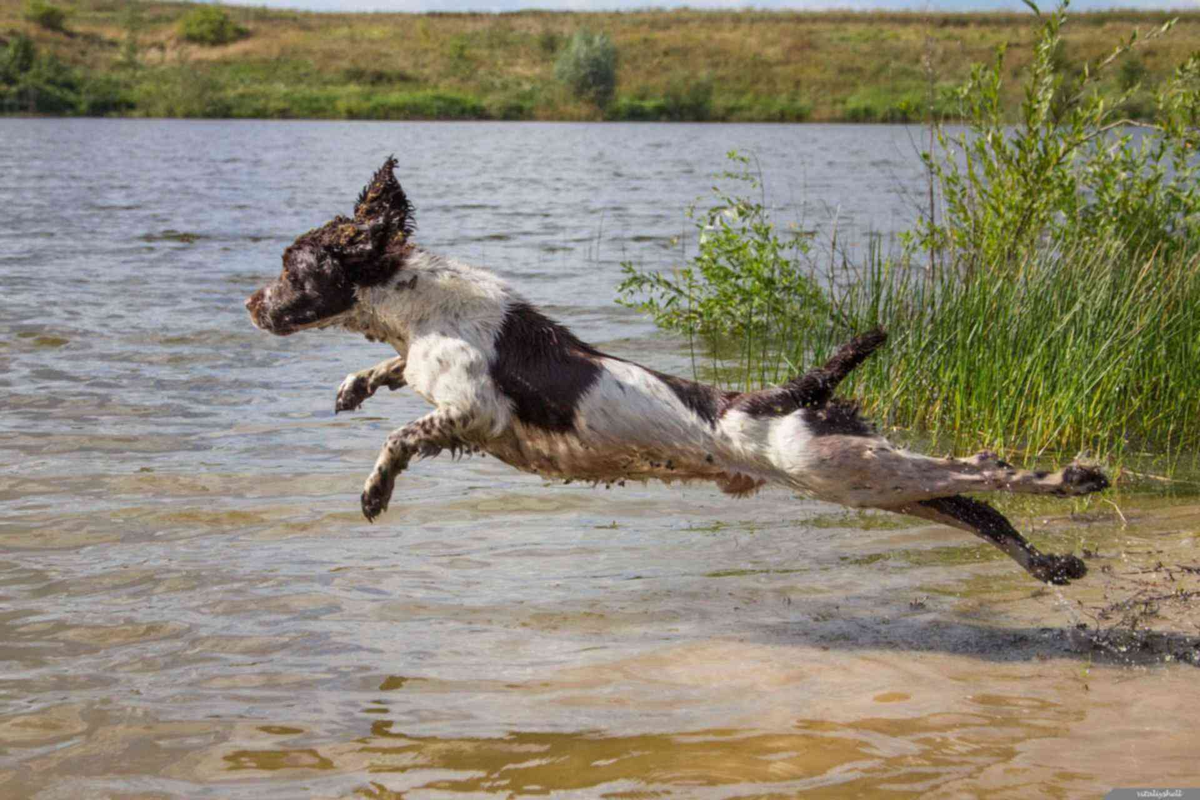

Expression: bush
xmin=915 ymin=1 xmax=1200 ymax=272
xmin=179 ymin=6 xmax=248 ymax=47
xmin=24 ymin=0 xmax=68 ymax=33
xmin=554 ymin=28 xmax=617 ymax=108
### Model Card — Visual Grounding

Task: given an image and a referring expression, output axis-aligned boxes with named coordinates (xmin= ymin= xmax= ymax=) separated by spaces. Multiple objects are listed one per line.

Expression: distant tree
xmin=554 ymin=29 xmax=617 ymax=108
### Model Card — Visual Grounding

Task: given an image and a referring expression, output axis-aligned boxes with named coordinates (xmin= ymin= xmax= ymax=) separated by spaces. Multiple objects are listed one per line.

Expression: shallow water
xmin=1 ymin=119 xmax=1198 ymax=798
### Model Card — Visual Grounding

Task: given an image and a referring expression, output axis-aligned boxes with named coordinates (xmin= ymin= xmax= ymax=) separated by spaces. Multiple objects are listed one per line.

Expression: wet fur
xmin=247 ymin=158 xmax=1110 ymax=586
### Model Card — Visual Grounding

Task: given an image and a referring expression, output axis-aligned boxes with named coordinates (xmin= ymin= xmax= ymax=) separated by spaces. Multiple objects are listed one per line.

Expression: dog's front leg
xmin=361 ymin=406 xmax=472 ymax=521
xmin=336 ymin=356 xmax=408 ymax=413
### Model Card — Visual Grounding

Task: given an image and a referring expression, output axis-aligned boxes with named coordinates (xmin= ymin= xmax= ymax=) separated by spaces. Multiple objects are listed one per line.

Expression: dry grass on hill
xmin=4 ymin=0 xmax=1200 ymax=119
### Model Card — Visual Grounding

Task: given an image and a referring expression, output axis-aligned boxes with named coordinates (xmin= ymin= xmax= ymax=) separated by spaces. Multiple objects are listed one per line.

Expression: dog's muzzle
xmin=245 ymin=288 xmax=271 ymax=331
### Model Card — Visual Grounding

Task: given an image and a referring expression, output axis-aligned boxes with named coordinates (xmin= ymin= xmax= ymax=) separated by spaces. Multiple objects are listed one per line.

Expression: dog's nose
xmin=245 ymin=290 xmax=262 ymax=313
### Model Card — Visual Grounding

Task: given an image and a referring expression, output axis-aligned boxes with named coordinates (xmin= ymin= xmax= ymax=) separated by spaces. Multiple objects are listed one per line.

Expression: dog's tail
xmin=781 ymin=328 xmax=887 ymax=409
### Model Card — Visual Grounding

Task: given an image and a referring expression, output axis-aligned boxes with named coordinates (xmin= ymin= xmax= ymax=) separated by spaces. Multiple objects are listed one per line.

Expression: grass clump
xmin=178 ymin=6 xmax=248 ymax=47
xmin=620 ymin=2 xmax=1200 ymax=471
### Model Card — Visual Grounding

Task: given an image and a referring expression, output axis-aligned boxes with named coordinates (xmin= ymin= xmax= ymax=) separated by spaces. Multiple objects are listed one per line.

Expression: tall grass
xmin=815 ymin=242 xmax=1200 ymax=465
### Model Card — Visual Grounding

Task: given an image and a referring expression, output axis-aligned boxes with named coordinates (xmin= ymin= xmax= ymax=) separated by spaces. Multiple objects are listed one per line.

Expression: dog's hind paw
xmin=336 ymin=373 xmax=371 ymax=414
xmin=361 ymin=466 xmax=396 ymax=522
xmin=1029 ymin=553 xmax=1088 ymax=585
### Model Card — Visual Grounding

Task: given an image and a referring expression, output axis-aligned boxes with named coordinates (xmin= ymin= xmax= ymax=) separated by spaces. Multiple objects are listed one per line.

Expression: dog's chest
xmin=400 ymin=330 xmax=502 ymax=413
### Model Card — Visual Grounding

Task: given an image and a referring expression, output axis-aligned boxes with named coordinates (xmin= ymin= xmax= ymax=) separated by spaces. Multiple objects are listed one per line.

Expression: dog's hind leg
xmin=360 ymin=406 xmax=472 ymax=521
xmin=809 ymin=443 xmax=1110 ymax=508
xmin=336 ymin=356 xmax=408 ymax=413
xmin=880 ymin=495 xmax=1087 ymax=585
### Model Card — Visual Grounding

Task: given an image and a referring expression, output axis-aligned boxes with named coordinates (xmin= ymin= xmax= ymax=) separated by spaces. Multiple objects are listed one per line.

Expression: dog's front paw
xmin=361 ymin=466 xmax=396 ymax=522
xmin=336 ymin=372 xmax=372 ymax=414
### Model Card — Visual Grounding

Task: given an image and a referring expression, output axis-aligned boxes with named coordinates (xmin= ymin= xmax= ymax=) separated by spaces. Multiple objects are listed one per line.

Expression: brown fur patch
xmin=489 ymin=303 xmax=604 ymax=433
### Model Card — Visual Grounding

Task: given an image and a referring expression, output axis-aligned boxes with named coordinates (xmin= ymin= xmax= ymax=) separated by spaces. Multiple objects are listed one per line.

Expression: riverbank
xmin=3 ymin=0 xmax=1200 ymax=120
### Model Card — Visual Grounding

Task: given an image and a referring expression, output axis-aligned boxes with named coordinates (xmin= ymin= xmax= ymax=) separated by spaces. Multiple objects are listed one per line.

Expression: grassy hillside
xmin=3 ymin=0 xmax=1199 ymax=120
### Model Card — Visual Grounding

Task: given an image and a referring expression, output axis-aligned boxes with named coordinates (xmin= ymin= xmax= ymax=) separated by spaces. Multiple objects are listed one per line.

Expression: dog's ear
xmin=327 ymin=158 xmax=416 ymax=280
xmin=354 ymin=156 xmax=415 ymax=243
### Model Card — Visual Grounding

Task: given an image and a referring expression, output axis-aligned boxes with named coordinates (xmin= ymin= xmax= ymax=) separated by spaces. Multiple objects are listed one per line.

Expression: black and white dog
xmin=246 ymin=158 xmax=1108 ymax=585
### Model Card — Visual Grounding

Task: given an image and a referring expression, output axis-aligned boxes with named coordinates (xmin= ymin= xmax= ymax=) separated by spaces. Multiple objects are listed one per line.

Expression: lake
xmin=1 ymin=118 xmax=1197 ymax=798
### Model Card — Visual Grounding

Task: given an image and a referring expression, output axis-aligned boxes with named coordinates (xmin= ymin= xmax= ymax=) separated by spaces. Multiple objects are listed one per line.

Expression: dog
xmin=246 ymin=157 xmax=1109 ymax=585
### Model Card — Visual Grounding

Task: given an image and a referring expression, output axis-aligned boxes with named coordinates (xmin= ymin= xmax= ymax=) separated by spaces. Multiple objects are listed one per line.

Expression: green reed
xmin=821 ymin=240 xmax=1200 ymax=468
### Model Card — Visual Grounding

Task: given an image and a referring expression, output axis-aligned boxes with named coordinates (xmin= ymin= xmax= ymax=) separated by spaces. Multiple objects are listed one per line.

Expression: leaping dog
xmin=246 ymin=158 xmax=1108 ymax=585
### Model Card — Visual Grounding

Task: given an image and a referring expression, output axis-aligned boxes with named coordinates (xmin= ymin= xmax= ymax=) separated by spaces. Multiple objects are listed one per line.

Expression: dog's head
xmin=246 ymin=157 xmax=415 ymax=335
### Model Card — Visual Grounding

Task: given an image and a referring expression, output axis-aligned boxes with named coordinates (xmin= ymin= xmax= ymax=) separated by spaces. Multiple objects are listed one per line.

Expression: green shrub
xmin=915 ymin=1 xmax=1200 ymax=272
xmin=24 ymin=0 xmax=68 ymax=33
xmin=179 ymin=6 xmax=248 ymax=47
xmin=554 ymin=28 xmax=617 ymax=108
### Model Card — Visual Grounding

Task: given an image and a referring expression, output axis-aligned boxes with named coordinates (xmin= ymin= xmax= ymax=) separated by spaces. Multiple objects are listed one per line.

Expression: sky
xmin=216 ymin=0 xmax=1198 ymax=13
